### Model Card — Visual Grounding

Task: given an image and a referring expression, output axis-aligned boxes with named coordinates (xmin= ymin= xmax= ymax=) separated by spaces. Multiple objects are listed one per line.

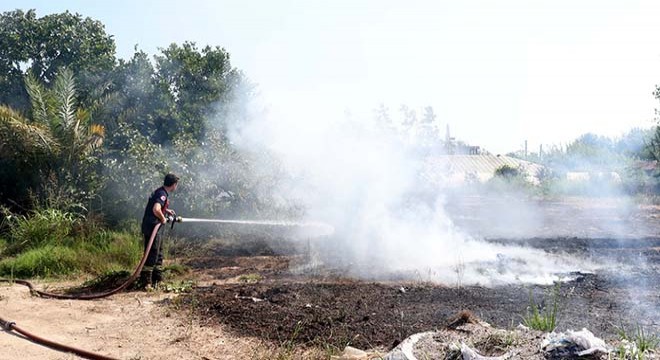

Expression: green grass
xmin=0 ymin=232 xmax=142 ymax=278
xmin=0 ymin=245 xmax=79 ymax=277
xmin=0 ymin=209 xmax=143 ymax=278
xmin=238 ymin=273 xmax=263 ymax=283
xmin=4 ymin=208 xmax=79 ymax=255
xmin=615 ymin=324 xmax=660 ymax=359
xmin=522 ymin=283 xmax=561 ymax=332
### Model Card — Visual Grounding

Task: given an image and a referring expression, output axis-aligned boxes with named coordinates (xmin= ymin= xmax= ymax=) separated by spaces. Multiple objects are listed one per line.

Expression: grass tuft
xmin=616 ymin=323 xmax=660 ymax=359
xmin=522 ymin=283 xmax=561 ymax=332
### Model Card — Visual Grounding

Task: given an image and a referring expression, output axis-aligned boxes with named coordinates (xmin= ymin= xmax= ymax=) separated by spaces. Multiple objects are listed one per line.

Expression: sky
xmin=4 ymin=0 xmax=660 ymax=154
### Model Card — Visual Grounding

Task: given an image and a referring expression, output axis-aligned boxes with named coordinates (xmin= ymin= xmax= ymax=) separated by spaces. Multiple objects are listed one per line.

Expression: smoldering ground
xmin=225 ymin=102 xmax=621 ymax=287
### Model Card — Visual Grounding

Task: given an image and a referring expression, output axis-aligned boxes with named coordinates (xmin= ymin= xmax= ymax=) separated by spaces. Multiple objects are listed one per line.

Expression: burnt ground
xmin=173 ymin=197 xmax=660 ymax=353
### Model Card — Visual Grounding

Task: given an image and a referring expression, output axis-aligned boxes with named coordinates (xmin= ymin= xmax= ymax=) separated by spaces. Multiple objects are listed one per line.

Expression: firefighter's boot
xmin=152 ymin=266 xmax=163 ymax=288
xmin=139 ymin=267 xmax=153 ymax=290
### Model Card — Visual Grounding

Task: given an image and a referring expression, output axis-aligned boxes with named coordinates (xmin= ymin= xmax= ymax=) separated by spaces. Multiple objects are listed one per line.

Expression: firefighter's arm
xmin=152 ymin=202 xmax=167 ymax=224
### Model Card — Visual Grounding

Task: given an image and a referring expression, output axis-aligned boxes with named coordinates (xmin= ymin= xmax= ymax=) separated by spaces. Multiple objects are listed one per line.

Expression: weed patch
xmin=522 ymin=283 xmax=561 ymax=332
xmin=0 ymin=245 xmax=79 ymax=277
xmin=616 ymin=324 xmax=660 ymax=359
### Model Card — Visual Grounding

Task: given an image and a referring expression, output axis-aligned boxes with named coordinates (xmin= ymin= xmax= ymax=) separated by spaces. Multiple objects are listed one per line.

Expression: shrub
xmin=5 ymin=209 xmax=79 ymax=255
xmin=494 ymin=164 xmax=521 ymax=178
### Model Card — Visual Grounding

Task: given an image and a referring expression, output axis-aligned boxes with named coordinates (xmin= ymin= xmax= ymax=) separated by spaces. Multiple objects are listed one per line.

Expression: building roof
xmin=424 ymin=154 xmax=544 ymax=184
xmin=427 ymin=154 xmax=543 ymax=174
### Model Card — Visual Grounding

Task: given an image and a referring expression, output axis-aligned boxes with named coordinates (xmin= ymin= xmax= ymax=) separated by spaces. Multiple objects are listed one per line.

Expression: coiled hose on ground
xmin=0 ymin=222 xmax=162 ymax=360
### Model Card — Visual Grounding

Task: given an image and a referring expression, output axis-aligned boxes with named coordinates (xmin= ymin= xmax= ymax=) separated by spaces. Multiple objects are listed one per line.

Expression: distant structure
xmin=443 ymin=124 xmax=485 ymax=155
xmin=424 ymin=154 xmax=545 ymax=186
xmin=430 ymin=126 xmax=544 ymax=186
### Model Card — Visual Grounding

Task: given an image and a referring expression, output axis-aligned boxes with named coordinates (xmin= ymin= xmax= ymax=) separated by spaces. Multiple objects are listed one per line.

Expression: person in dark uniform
xmin=140 ymin=173 xmax=179 ymax=288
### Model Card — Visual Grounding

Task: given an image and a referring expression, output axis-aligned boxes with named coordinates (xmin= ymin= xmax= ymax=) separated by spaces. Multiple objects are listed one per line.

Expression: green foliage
xmin=0 ymin=228 xmax=142 ymax=278
xmin=0 ymin=245 xmax=79 ymax=277
xmin=0 ymin=9 xmax=293 ymax=226
xmin=0 ymin=207 xmax=142 ymax=278
xmin=494 ymin=164 xmax=521 ymax=178
xmin=0 ymin=68 xmax=105 ymax=212
xmin=3 ymin=208 xmax=79 ymax=255
xmin=0 ymin=105 xmax=59 ymax=206
xmin=0 ymin=9 xmax=116 ymax=111
xmin=616 ymin=324 xmax=660 ymax=359
xmin=512 ymin=129 xmax=660 ymax=196
xmin=76 ymin=229 xmax=143 ymax=268
xmin=484 ymin=165 xmax=533 ymax=194
xmin=162 ymin=280 xmax=194 ymax=294
xmin=522 ymin=284 xmax=561 ymax=332
xmin=163 ymin=263 xmax=189 ymax=276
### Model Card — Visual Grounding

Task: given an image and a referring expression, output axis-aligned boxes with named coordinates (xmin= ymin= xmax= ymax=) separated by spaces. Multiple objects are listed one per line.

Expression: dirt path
xmin=0 ymin=282 xmax=268 ymax=360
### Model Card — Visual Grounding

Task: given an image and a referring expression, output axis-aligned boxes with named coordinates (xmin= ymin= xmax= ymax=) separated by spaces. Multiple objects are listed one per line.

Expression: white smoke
xmin=228 ymin=99 xmax=598 ymax=286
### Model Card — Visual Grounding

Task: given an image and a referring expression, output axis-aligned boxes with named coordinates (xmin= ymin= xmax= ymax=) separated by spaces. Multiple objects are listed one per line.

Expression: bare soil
xmin=1 ymin=196 xmax=659 ymax=359
xmin=181 ymin=238 xmax=660 ymax=353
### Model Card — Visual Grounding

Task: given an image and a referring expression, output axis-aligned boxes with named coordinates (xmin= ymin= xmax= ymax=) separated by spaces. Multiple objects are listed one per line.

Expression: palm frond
xmin=24 ymin=74 xmax=50 ymax=126
xmin=0 ymin=105 xmax=59 ymax=161
xmin=53 ymin=68 xmax=77 ymax=131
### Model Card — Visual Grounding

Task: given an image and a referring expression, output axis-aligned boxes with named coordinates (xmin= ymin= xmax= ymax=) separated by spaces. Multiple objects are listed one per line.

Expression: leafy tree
xmin=418 ymin=106 xmax=442 ymax=150
xmin=399 ymin=104 xmax=417 ymax=133
xmin=153 ymin=42 xmax=246 ymax=143
xmin=0 ymin=9 xmax=116 ymax=112
xmin=103 ymin=49 xmax=169 ymax=139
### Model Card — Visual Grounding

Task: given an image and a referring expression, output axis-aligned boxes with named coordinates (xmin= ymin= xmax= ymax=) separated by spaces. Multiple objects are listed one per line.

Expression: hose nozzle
xmin=166 ymin=215 xmax=183 ymax=223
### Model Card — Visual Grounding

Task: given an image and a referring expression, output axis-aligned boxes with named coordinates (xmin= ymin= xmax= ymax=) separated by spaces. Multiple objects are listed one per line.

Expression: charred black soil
xmin=177 ymin=236 xmax=660 ymax=352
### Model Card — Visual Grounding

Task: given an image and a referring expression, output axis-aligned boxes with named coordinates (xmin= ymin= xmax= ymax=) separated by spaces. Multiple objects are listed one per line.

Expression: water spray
xmin=169 ymin=216 xmax=335 ymax=235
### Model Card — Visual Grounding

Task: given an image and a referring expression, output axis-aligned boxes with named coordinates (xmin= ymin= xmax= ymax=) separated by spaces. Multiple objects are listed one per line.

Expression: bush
xmin=494 ymin=164 xmax=521 ymax=178
xmin=4 ymin=209 xmax=79 ymax=255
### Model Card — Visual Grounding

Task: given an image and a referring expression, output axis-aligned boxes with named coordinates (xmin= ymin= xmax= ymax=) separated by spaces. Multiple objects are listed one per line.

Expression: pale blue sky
xmin=4 ymin=0 xmax=660 ymax=154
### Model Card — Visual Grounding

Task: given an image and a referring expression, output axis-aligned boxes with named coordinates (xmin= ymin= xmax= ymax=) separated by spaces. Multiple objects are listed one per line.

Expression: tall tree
xmin=153 ymin=42 xmax=246 ymax=143
xmin=0 ymin=9 xmax=116 ymax=112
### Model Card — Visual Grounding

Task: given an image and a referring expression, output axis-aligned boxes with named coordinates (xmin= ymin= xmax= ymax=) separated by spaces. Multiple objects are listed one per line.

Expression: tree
xmin=103 ymin=49 xmax=169 ymax=140
xmin=418 ymin=106 xmax=441 ymax=151
xmin=0 ymin=9 xmax=116 ymax=112
xmin=153 ymin=42 xmax=247 ymax=143
xmin=0 ymin=105 xmax=58 ymax=208
xmin=0 ymin=68 xmax=104 ymax=211
xmin=399 ymin=104 xmax=417 ymax=133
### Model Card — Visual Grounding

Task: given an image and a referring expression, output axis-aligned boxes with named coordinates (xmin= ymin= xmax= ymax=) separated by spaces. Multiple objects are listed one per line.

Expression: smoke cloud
xmin=228 ymin=100 xmax=599 ymax=286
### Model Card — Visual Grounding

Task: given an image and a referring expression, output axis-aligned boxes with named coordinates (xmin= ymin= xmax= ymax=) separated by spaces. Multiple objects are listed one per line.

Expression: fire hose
xmin=0 ymin=218 xmax=178 ymax=359
xmin=0 ymin=215 xmax=329 ymax=359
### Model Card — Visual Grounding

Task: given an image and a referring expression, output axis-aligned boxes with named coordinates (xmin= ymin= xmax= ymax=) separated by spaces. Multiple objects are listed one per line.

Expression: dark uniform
xmin=140 ymin=186 xmax=170 ymax=285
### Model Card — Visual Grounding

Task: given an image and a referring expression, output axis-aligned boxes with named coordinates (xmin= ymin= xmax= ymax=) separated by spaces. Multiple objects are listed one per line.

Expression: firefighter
xmin=140 ymin=173 xmax=179 ymax=288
